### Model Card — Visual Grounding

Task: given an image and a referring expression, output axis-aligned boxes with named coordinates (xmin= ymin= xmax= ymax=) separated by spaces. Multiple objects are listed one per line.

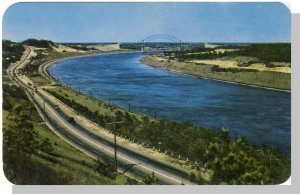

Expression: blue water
xmin=49 ymin=52 xmax=291 ymax=154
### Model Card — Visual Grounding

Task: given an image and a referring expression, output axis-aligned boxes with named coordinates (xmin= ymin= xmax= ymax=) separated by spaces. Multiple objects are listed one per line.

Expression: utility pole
xmin=114 ymin=121 xmax=117 ymax=172
xmin=106 ymin=120 xmax=125 ymax=172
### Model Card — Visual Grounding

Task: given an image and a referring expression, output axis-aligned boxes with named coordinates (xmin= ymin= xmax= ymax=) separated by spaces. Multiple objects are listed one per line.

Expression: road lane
xmin=33 ymin=91 xmax=191 ymax=184
xmin=37 ymin=87 xmax=192 ymax=181
xmin=9 ymin=46 xmax=194 ymax=185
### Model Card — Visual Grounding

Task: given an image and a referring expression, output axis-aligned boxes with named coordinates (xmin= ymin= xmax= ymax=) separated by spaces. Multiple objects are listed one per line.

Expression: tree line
xmin=164 ymin=43 xmax=291 ymax=64
xmin=22 ymin=38 xmax=57 ymax=49
xmin=2 ymin=40 xmax=25 ymax=71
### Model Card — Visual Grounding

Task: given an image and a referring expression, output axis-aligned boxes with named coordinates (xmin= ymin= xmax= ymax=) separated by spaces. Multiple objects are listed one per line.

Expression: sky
xmin=2 ymin=2 xmax=291 ymax=43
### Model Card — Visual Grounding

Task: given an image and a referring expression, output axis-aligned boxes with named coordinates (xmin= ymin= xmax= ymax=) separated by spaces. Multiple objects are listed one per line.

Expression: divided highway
xmin=8 ymin=46 xmax=194 ymax=185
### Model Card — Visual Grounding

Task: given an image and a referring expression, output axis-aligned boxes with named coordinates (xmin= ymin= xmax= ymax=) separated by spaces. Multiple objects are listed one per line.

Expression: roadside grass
xmin=2 ymin=75 xmax=11 ymax=84
xmin=30 ymin=75 xmax=52 ymax=86
xmin=53 ymin=86 xmax=115 ymax=116
xmin=31 ymin=122 xmax=116 ymax=184
xmin=46 ymin=85 xmax=147 ymax=121
xmin=25 ymin=50 xmax=94 ymax=86
xmin=2 ymin=83 xmax=133 ymax=185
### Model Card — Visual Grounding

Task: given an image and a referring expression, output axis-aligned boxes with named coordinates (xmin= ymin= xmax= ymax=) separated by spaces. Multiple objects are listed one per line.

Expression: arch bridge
xmin=141 ymin=34 xmax=182 ymax=52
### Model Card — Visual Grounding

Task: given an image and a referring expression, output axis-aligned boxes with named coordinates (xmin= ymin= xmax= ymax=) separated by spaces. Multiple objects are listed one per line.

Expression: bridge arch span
xmin=141 ymin=34 xmax=182 ymax=52
xmin=142 ymin=34 xmax=181 ymax=43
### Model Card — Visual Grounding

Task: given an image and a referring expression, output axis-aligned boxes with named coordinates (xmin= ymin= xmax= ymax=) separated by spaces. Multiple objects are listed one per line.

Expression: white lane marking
xmin=36 ymin=94 xmax=184 ymax=184
xmin=14 ymin=47 xmax=187 ymax=184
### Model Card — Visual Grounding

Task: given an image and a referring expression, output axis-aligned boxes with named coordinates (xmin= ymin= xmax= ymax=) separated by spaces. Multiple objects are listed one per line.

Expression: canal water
xmin=49 ymin=52 xmax=291 ymax=154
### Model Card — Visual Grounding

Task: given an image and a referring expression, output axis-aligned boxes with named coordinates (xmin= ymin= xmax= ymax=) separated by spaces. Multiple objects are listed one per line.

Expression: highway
xmin=8 ymin=46 xmax=194 ymax=185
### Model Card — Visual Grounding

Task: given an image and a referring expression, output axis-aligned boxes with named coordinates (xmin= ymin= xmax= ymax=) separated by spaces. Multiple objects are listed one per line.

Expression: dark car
xmin=67 ymin=117 xmax=75 ymax=123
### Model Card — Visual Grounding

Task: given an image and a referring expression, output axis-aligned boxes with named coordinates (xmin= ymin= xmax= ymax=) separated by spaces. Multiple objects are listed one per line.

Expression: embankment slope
xmin=141 ymin=55 xmax=291 ymax=91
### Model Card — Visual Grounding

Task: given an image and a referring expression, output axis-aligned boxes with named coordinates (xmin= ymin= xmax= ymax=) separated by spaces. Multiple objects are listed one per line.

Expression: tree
xmin=143 ymin=172 xmax=158 ymax=185
xmin=190 ymin=172 xmax=196 ymax=182
xmin=4 ymin=114 xmax=39 ymax=155
xmin=95 ymin=156 xmax=117 ymax=179
xmin=220 ymin=128 xmax=230 ymax=146
xmin=40 ymin=138 xmax=54 ymax=154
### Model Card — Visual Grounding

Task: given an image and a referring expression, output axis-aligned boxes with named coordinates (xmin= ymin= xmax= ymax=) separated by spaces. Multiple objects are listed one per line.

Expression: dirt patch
xmin=190 ymin=59 xmax=291 ymax=73
xmin=87 ymin=44 xmax=120 ymax=51
xmin=51 ymin=44 xmax=86 ymax=53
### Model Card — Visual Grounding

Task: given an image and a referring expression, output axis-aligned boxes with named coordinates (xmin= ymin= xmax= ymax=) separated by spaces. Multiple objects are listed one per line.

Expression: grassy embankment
xmin=24 ymin=50 xmax=91 ymax=86
xmin=2 ymin=40 xmax=135 ymax=184
xmin=42 ymin=81 xmax=290 ymax=184
xmin=2 ymin=83 xmax=137 ymax=184
xmin=142 ymin=43 xmax=291 ymax=91
xmin=11 ymin=39 xmax=291 ymax=184
xmin=141 ymin=56 xmax=290 ymax=90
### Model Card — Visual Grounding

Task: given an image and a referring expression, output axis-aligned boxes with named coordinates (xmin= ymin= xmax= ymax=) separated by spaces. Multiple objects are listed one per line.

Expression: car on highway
xmin=67 ymin=117 xmax=75 ymax=123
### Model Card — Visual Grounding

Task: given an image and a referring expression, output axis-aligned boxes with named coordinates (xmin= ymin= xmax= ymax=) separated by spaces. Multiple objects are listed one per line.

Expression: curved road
xmin=8 ymin=46 xmax=195 ymax=185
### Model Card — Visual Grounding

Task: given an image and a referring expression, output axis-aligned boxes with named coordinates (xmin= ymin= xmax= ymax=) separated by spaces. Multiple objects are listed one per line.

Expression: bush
xmin=40 ymin=138 xmax=55 ymax=154
xmin=142 ymin=172 xmax=159 ymax=185
xmin=211 ymin=65 xmax=258 ymax=73
xmin=95 ymin=157 xmax=117 ymax=179
xmin=22 ymin=38 xmax=56 ymax=49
